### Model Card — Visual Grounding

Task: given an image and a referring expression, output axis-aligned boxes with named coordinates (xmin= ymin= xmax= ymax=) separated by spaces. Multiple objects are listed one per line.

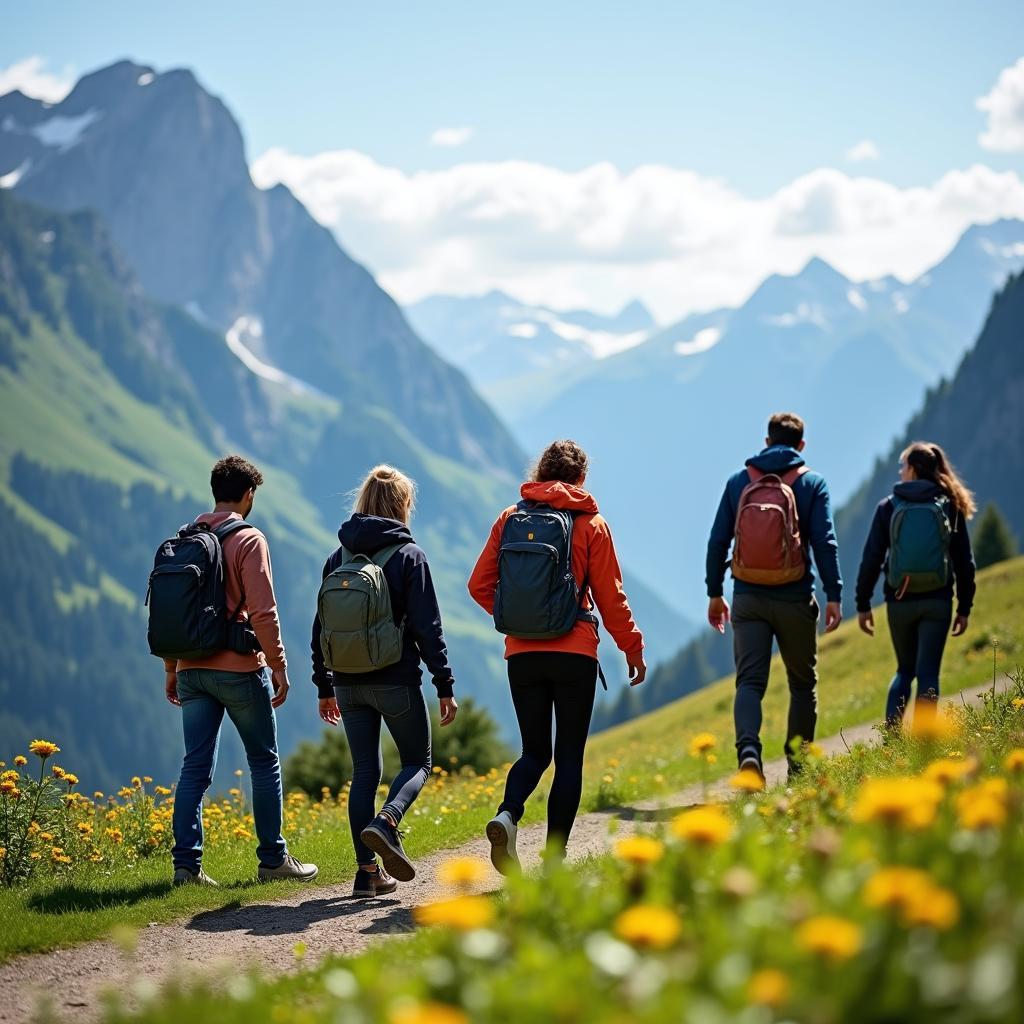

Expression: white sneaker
xmin=485 ymin=810 xmax=519 ymax=875
xmin=173 ymin=866 xmax=219 ymax=887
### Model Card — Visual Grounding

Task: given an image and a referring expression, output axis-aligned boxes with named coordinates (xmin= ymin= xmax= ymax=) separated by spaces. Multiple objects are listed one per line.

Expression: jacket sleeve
xmin=705 ymin=482 xmax=735 ymax=599
xmin=951 ymin=510 xmax=977 ymax=616
xmin=855 ymin=501 xmax=891 ymax=613
xmin=467 ymin=513 xmax=505 ymax=615
xmin=404 ymin=548 xmax=455 ymax=699
xmin=236 ymin=531 xmax=287 ymax=671
xmin=807 ymin=477 xmax=843 ymax=604
xmin=310 ymin=556 xmax=334 ymax=699
xmin=587 ymin=515 xmax=644 ymax=655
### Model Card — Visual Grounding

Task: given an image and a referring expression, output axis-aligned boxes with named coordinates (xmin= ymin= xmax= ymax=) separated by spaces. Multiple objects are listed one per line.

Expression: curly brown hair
xmin=532 ymin=440 xmax=589 ymax=485
xmin=210 ymin=455 xmax=264 ymax=503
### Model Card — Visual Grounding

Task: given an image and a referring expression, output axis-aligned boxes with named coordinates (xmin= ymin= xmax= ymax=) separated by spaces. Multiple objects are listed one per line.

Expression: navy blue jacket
xmin=311 ymin=515 xmax=455 ymax=699
xmin=706 ymin=445 xmax=843 ymax=603
xmin=855 ymin=480 xmax=976 ymax=615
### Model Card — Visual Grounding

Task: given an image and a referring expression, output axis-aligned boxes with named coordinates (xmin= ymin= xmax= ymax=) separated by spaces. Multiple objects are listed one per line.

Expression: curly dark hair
xmin=210 ymin=454 xmax=264 ymax=503
xmin=532 ymin=440 xmax=589 ymax=485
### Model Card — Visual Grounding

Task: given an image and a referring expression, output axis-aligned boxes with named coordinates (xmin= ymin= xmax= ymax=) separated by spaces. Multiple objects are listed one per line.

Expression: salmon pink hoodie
xmin=468 ymin=481 xmax=644 ymax=661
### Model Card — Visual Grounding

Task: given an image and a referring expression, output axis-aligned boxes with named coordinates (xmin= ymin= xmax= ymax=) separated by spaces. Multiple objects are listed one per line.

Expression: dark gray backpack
xmin=318 ymin=544 xmax=405 ymax=673
xmin=493 ymin=501 xmax=596 ymax=640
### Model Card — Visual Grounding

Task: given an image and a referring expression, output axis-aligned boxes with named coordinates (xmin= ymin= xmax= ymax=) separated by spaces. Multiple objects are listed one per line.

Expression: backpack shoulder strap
xmin=369 ymin=543 xmax=405 ymax=569
xmin=212 ymin=519 xmax=254 ymax=542
xmin=780 ymin=466 xmax=809 ymax=486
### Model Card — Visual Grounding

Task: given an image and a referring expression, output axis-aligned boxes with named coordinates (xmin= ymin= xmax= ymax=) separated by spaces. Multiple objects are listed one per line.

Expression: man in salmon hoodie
xmin=469 ymin=440 xmax=645 ymax=871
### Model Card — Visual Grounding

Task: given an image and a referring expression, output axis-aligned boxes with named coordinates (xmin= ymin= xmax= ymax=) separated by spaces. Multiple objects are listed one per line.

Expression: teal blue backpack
xmin=886 ymin=495 xmax=953 ymax=598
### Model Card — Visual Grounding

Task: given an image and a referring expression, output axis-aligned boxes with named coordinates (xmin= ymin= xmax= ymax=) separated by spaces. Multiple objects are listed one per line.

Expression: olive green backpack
xmin=317 ymin=545 xmax=405 ymax=673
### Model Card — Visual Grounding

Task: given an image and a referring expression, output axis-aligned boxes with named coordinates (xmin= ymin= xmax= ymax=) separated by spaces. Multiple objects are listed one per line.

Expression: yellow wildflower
xmin=389 ymin=1002 xmax=469 ymax=1024
xmin=795 ymin=915 xmax=863 ymax=962
xmin=0 ymin=780 xmax=15 ymax=795
xmin=614 ymin=904 xmax=682 ymax=949
xmin=906 ymin=704 xmax=958 ymax=742
xmin=1003 ymin=748 xmax=1024 ymax=773
xmin=13 ymin=755 xmax=27 ymax=767
xmin=730 ymin=768 xmax=765 ymax=793
xmin=924 ymin=757 xmax=976 ymax=785
xmin=76 ymin=822 xmax=94 ymax=835
xmin=902 ymin=886 xmax=959 ymax=930
xmin=0 ymin=770 xmax=17 ymax=783
xmin=613 ymin=835 xmax=664 ymax=865
xmin=131 ymin=776 xmax=142 ymax=788
xmin=52 ymin=765 xmax=66 ymax=779
xmin=435 ymin=856 xmax=489 ymax=888
xmin=413 ymin=895 xmax=494 ymax=931
xmin=29 ymin=740 xmax=60 ymax=759
xmin=862 ymin=866 xmax=932 ymax=911
xmin=143 ymin=776 xmax=153 ymax=784
xmin=155 ymin=786 xmax=172 ymax=796
xmin=1011 ymin=697 xmax=1024 ymax=710
xmin=747 ymin=968 xmax=790 ymax=1008
xmin=688 ymin=732 xmax=717 ymax=757
xmin=851 ymin=777 xmax=943 ymax=829
xmin=105 ymin=828 xmax=124 ymax=844
xmin=671 ymin=805 xmax=734 ymax=846
xmin=956 ymin=792 xmax=1006 ymax=830
xmin=63 ymin=773 xmax=79 ymax=787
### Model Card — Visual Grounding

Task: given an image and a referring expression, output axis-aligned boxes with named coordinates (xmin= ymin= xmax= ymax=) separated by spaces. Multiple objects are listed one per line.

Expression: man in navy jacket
xmin=705 ymin=412 xmax=843 ymax=777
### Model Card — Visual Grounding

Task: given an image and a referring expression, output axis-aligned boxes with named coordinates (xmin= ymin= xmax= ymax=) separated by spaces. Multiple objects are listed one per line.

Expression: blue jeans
xmin=172 ymin=668 xmax=287 ymax=871
xmin=885 ymin=598 xmax=952 ymax=727
xmin=336 ymin=683 xmax=431 ymax=864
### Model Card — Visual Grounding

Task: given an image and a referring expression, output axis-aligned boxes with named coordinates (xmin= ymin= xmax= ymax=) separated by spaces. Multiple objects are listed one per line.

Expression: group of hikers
xmin=149 ymin=411 xmax=977 ymax=893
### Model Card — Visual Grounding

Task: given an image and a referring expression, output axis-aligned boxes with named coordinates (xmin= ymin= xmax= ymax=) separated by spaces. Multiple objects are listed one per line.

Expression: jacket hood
xmin=893 ymin=480 xmax=944 ymax=502
xmin=746 ymin=445 xmax=806 ymax=474
xmin=519 ymin=480 xmax=599 ymax=514
xmin=338 ymin=514 xmax=413 ymax=554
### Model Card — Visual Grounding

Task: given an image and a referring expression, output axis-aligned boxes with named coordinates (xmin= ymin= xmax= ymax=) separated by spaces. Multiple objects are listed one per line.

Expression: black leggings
xmin=499 ymin=652 xmax=598 ymax=853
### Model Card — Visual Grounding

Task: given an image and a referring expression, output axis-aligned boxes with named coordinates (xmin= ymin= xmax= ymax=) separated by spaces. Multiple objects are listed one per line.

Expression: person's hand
xmin=319 ymin=696 xmax=340 ymax=726
xmin=165 ymin=670 xmax=180 ymax=707
xmin=824 ymin=602 xmax=842 ymax=633
xmin=951 ymin=614 xmax=969 ymax=637
xmin=627 ymin=652 xmax=647 ymax=686
xmin=270 ymin=668 xmax=290 ymax=708
xmin=439 ymin=696 xmax=458 ymax=726
xmin=858 ymin=611 xmax=874 ymax=636
xmin=708 ymin=597 xmax=730 ymax=634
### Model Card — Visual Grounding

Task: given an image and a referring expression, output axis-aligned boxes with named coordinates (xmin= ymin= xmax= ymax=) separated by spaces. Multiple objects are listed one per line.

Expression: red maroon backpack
xmin=731 ymin=466 xmax=808 ymax=585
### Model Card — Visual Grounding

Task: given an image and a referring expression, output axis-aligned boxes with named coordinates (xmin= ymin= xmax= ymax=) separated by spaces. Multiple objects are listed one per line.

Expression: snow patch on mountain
xmin=0 ymin=159 xmax=30 ymax=188
xmin=507 ymin=322 xmax=538 ymax=339
xmin=673 ymin=326 xmax=722 ymax=356
xmin=31 ymin=109 xmax=101 ymax=151
xmin=762 ymin=302 xmax=830 ymax=329
xmin=225 ymin=316 xmax=329 ymax=398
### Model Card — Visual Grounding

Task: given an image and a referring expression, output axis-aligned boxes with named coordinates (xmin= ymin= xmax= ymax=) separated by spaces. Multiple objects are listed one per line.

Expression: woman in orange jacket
xmin=468 ymin=440 xmax=646 ymax=870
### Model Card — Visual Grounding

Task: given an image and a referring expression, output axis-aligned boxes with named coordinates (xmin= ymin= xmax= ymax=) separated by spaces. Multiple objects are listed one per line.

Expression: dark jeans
xmin=336 ymin=683 xmax=431 ymax=865
xmin=172 ymin=668 xmax=287 ymax=871
xmin=885 ymin=598 xmax=952 ymax=726
xmin=732 ymin=592 xmax=819 ymax=766
xmin=499 ymin=652 xmax=598 ymax=854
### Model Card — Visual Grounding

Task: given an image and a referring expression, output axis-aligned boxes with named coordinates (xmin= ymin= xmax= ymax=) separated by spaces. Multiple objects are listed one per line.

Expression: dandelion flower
xmin=924 ymin=757 xmax=976 ymax=785
xmin=688 ymin=733 xmax=717 ymax=758
xmin=1003 ymin=748 xmax=1024 ymax=773
xmin=730 ymin=769 xmax=765 ymax=793
xmin=671 ymin=805 xmax=734 ymax=846
xmin=613 ymin=836 xmax=664 ymax=866
xmin=413 ymin=895 xmax=494 ymax=931
xmin=795 ymin=915 xmax=863 ymax=962
xmin=902 ymin=886 xmax=959 ymax=930
xmin=28 ymin=740 xmax=60 ymax=759
xmin=906 ymin=704 xmax=959 ymax=742
xmin=851 ymin=777 xmax=942 ymax=829
xmin=13 ymin=755 xmax=27 ymax=767
xmin=389 ymin=1002 xmax=469 ymax=1024
xmin=63 ymin=773 xmax=79 ymax=787
xmin=862 ymin=866 xmax=932 ymax=911
xmin=956 ymin=793 xmax=1006 ymax=830
xmin=436 ymin=856 xmax=490 ymax=888
xmin=0 ymin=781 xmax=15 ymax=795
xmin=614 ymin=904 xmax=682 ymax=949
xmin=747 ymin=968 xmax=790 ymax=1008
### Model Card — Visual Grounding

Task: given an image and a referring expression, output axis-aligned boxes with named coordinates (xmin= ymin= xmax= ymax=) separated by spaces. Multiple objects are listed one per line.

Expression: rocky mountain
xmin=437 ymin=223 xmax=1024 ymax=619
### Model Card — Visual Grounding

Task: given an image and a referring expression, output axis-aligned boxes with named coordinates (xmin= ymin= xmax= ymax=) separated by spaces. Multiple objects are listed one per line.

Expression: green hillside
xmin=582 ymin=556 xmax=1024 ymax=806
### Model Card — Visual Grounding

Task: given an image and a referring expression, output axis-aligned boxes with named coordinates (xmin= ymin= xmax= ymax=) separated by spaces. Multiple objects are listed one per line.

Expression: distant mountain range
xmin=596 ymin=268 xmax=1024 ymax=730
xmin=411 ymin=220 xmax=1024 ymax=618
xmin=0 ymin=62 xmax=689 ymax=787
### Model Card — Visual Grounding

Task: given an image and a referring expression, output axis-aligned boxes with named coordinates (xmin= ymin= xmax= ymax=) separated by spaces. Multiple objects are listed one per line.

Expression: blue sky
xmin=5 ymin=2 xmax=1024 ymax=317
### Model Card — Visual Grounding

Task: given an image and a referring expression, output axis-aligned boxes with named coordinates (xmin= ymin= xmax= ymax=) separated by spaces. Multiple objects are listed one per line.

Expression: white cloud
xmin=430 ymin=126 xmax=473 ymax=148
xmin=845 ymin=139 xmax=880 ymax=162
xmin=977 ymin=57 xmax=1024 ymax=152
xmin=252 ymin=147 xmax=1024 ymax=321
xmin=0 ymin=56 xmax=74 ymax=104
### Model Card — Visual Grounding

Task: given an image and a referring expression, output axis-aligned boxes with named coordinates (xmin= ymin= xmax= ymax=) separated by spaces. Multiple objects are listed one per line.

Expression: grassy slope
xmin=581 ymin=557 xmax=1024 ymax=808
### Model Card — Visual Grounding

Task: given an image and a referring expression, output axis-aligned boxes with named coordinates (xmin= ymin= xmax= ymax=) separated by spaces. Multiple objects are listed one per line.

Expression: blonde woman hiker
xmin=855 ymin=442 xmax=977 ymax=729
xmin=311 ymin=465 xmax=458 ymax=897
xmin=469 ymin=440 xmax=646 ymax=872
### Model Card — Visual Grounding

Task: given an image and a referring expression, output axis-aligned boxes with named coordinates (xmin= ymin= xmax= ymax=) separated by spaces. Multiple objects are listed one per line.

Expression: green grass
xmin=582 ymin=557 xmax=1024 ymax=808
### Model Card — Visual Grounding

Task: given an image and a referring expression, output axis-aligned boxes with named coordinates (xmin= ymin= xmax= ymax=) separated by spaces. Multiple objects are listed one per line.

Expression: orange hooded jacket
xmin=467 ymin=481 xmax=644 ymax=661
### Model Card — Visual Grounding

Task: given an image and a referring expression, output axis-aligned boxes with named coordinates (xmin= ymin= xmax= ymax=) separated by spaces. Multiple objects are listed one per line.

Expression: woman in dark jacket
xmin=312 ymin=464 xmax=457 ymax=897
xmin=855 ymin=442 xmax=977 ymax=729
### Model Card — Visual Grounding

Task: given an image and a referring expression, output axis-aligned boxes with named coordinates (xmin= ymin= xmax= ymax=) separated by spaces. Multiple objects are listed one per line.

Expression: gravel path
xmin=0 ymin=684 xmax=999 ymax=1023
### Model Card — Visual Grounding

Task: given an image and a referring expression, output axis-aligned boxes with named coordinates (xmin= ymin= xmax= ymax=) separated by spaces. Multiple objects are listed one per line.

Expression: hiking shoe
xmin=485 ymin=810 xmax=520 ymax=876
xmin=739 ymin=753 xmax=765 ymax=783
xmin=361 ymin=815 xmax=415 ymax=882
xmin=173 ymin=866 xmax=219 ymax=887
xmin=257 ymin=853 xmax=319 ymax=883
xmin=352 ymin=864 xmax=398 ymax=898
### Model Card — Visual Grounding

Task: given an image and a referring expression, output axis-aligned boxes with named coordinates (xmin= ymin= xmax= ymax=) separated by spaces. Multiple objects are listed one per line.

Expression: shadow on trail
xmin=590 ymin=801 xmax=703 ymax=822
xmin=186 ymin=894 xmax=405 ymax=937
xmin=28 ymin=880 xmax=173 ymax=915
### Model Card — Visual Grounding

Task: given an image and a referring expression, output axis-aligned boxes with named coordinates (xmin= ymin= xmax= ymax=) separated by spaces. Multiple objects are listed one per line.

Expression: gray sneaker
xmin=173 ymin=866 xmax=219 ymax=887
xmin=257 ymin=853 xmax=319 ymax=883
